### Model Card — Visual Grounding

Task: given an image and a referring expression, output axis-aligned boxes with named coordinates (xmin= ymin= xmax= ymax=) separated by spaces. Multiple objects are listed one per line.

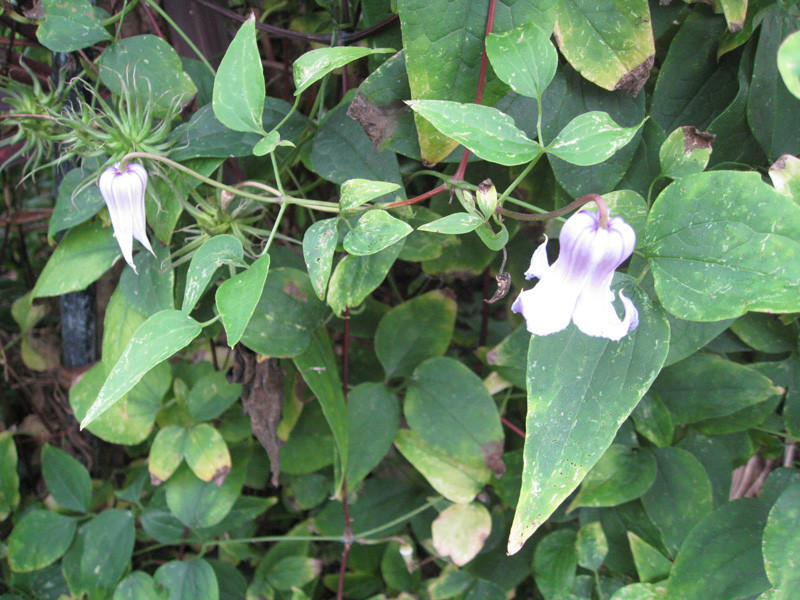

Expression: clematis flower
xmin=512 ymin=209 xmax=638 ymax=341
xmin=98 ymin=162 xmax=154 ymax=272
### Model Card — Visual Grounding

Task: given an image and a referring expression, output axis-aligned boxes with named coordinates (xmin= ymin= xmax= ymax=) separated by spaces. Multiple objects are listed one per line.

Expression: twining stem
xmin=452 ymin=0 xmax=498 ymax=182
xmin=262 ymin=153 xmax=289 ymax=255
xmin=116 ymin=151 xmax=339 ymax=212
xmin=337 ymin=306 xmax=353 ymax=600
xmin=498 ymin=193 xmax=609 ymax=226
xmin=392 ymin=0 xmax=498 ymax=206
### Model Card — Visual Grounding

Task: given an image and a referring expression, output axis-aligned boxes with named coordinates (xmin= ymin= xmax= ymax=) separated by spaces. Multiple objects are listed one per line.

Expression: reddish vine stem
xmin=452 ymin=0 xmax=497 ymax=182
xmin=384 ymin=184 xmax=447 ymax=209
xmin=387 ymin=0 xmax=498 ymax=209
xmin=501 ymin=417 xmax=525 ymax=438
xmin=337 ymin=307 xmax=353 ymax=600
xmin=140 ymin=1 xmax=167 ymax=40
xmin=477 ymin=268 xmax=491 ymax=376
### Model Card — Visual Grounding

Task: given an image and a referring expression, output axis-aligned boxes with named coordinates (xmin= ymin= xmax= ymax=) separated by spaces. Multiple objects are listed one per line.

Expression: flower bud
xmin=98 ymin=162 xmax=155 ymax=272
xmin=476 ymin=179 xmax=498 ymax=219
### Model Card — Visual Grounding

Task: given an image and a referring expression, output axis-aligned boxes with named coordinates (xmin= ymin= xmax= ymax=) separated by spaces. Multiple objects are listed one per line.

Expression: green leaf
xmin=429 ymin=571 xmax=476 ymax=599
xmin=576 ymin=522 xmax=609 ymax=571
xmin=666 ymin=499 xmax=770 ymax=599
xmin=113 ymin=572 xmax=166 ymax=600
xmin=48 ymin=164 xmax=105 ymax=238
xmin=432 ymin=502 xmax=492 ymax=567
xmin=395 ymin=429 xmax=490 ymax=504
xmin=345 ymin=383 xmax=399 ymax=489
xmin=82 ymin=310 xmax=202 ymax=428
xmin=417 ymin=213 xmax=485 ymax=234
xmin=7 ymin=511 xmax=77 ymax=572
xmin=292 ymin=329 xmax=349 ymax=496
xmin=398 ymin=0 xmax=556 ymax=163
xmin=119 ymin=245 xmax=174 ymax=317
xmin=41 ymin=445 xmax=91 ymax=513
xmin=343 ymin=211 xmax=413 ymax=256
xmin=302 ymin=219 xmax=339 ymax=300
xmin=98 ymin=35 xmax=197 ymax=114
xmin=170 ymin=99 xmax=310 ymax=161
xmin=62 ymin=510 xmax=136 ymax=600
xmin=568 ymin=445 xmax=657 ymax=511
xmin=628 ymin=532 xmax=672 ymax=584
xmin=533 ymin=529 xmax=578 ymax=600
xmin=610 ymin=583 xmax=667 ymax=600
xmin=213 ymin=15 xmax=265 ymax=135
xmin=37 ymin=0 xmax=110 ymax=52
xmin=216 ymin=253 xmax=270 ymax=346
xmin=182 ymin=235 xmax=245 ymax=313
xmin=375 ymin=290 xmax=457 ymax=379
xmin=340 ymin=179 xmax=402 ymax=212
xmin=769 ymin=154 xmax=800 ymax=200
xmin=154 ymin=558 xmax=219 ymax=600
xmin=547 ymin=111 xmax=643 ymax=166
xmin=653 ymin=355 xmax=782 ymax=425
xmin=184 ymin=424 xmax=232 ymax=486
xmin=650 ymin=11 xmax=735 ymax=134
xmin=748 ymin=7 xmax=800 ymax=161
xmin=405 ymin=357 xmax=503 ymax=475
xmin=640 ymin=448 xmax=714 ymax=558
xmin=630 ymin=392 xmax=674 ymax=448
xmin=778 ymin=30 xmax=800 ymax=100
xmin=508 ymin=282 xmax=670 ymax=555
xmin=0 ymin=433 xmax=19 ymax=521
xmin=327 ymin=241 xmax=404 ymax=316
xmin=265 ymin=556 xmax=321 ymax=590
xmin=486 ymin=23 xmax=557 ymax=99
xmin=645 ymin=171 xmax=800 ymax=320
xmin=407 ymin=100 xmax=541 ymax=166
xmin=294 ymin=47 xmax=394 ymax=95
xmin=187 ymin=371 xmax=242 ymax=422
xmin=165 ymin=448 xmax=249 ymax=529
xmin=149 ymin=426 xmax=189 ymax=485
xmin=32 ymin=220 xmax=120 ymax=298
xmin=522 ymin=64 xmax=646 ymax=198
xmin=763 ymin=483 xmax=800 ymax=594
xmin=659 ymin=126 xmax=714 ymax=179
xmin=554 ymin=0 xmax=654 ymax=95
xmin=240 ymin=268 xmax=328 ymax=357
xmin=71 ymin=360 xmax=170 ymax=447
xmin=310 ymin=97 xmax=405 ymax=196
xmin=719 ymin=0 xmax=748 ymax=32
xmin=280 ymin=402 xmax=335 ymax=475
xmin=252 ymin=131 xmax=280 ymax=157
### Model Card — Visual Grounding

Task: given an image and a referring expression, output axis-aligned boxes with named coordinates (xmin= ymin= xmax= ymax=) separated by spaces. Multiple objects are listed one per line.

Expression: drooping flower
xmin=512 ymin=209 xmax=638 ymax=341
xmin=98 ymin=162 xmax=154 ymax=272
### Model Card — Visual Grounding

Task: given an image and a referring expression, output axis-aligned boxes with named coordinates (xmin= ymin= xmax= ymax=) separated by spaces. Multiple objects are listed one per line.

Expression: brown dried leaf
xmin=233 ymin=347 xmax=285 ymax=487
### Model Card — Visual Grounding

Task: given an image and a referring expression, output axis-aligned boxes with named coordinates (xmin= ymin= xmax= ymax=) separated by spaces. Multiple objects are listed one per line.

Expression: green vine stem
xmin=116 ymin=152 xmax=339 ymax=213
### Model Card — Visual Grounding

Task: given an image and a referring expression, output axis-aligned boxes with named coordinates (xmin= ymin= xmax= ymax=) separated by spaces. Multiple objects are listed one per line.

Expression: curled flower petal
xmin=524 ymin=235 xmax=551 ymax=280
xmin=512 ymin=208 xmax=639 ymax=341
xmin=98 ymin=162 xmax=155 ymax=272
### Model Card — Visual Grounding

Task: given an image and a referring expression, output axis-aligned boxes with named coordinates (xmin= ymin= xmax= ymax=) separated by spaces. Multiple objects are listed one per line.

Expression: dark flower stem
xmin=497 ymin=193 xmax=610 ymax=227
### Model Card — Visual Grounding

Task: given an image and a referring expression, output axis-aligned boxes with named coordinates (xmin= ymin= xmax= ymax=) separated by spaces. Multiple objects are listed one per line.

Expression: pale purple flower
xmin=512 ymin=209 xmax=639 ymax=341
xmin=98 ymin=162 xmax=154 ymax=272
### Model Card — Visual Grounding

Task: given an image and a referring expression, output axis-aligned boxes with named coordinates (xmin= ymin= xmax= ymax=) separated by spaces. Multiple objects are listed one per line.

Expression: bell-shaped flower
xmin=98 ymin=162 xmax=154 ymax=272
xmin=512 ymin=209 xmax=638 ymax=341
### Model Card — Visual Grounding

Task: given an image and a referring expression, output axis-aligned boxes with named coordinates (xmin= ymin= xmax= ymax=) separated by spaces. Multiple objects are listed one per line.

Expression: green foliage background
xmin=2 ymin=0 xmax=800 ymax=599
